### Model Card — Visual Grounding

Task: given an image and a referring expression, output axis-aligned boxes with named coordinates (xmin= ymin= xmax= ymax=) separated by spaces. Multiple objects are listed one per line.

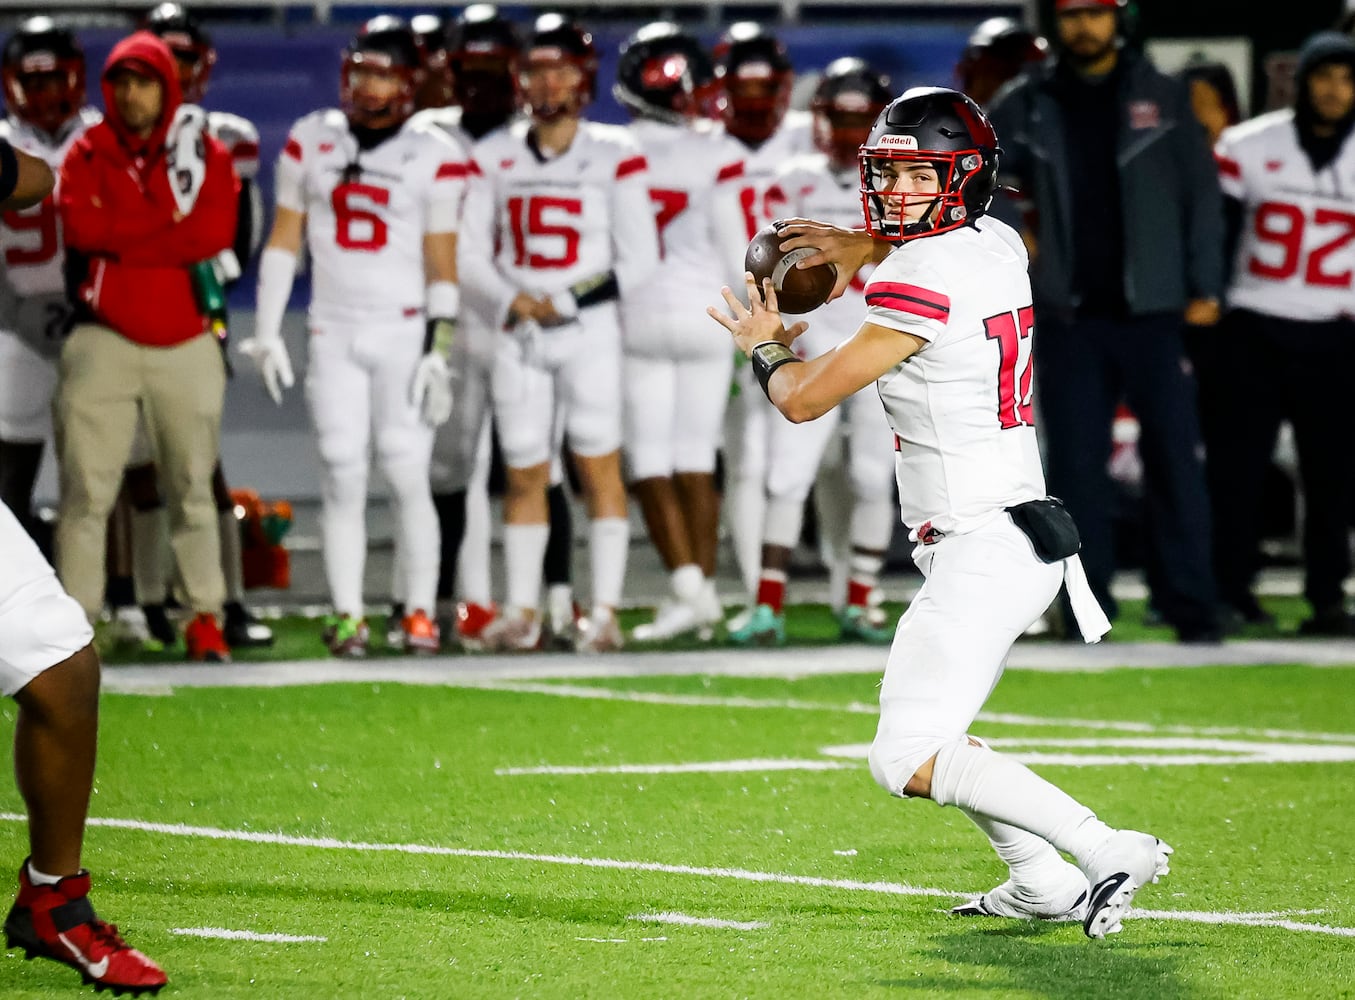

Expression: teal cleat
xmin=838 ymin=604 xmax=895 ymax=645
xmin=727 ymin=603 xmax=785 ymax=646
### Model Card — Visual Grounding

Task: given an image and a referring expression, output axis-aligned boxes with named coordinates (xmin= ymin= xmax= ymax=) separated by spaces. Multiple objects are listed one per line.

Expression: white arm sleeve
xmin=611 ymin=157 xmax=660 ymax=299
xmin=254 ymin=246 xmax=298 ymax=343
xmin=274 ymin=139 xmax=306 ymax=214
xmin=457 ymin=165 xmax=520 ymax=330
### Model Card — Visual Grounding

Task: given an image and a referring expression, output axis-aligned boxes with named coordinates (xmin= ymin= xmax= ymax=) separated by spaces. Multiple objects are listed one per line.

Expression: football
xmin=743 ymin=223 xmax=837 ymax=315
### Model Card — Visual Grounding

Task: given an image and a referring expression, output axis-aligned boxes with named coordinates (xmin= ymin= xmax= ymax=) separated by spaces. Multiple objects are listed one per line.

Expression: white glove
xmin=411 ymin=351 xmax=453 ymax=427
xmin=238 ymin=337 xmax=295 ymax=406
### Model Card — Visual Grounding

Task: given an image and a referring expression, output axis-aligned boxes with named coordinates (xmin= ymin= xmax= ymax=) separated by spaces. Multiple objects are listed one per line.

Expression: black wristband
xmin=570 ymin=270 xmax=619 ymax=309
xmin=0 ymin=138 xmax=18 ymax=205
xmin=751 ymin=341 xmax=801 ymax=398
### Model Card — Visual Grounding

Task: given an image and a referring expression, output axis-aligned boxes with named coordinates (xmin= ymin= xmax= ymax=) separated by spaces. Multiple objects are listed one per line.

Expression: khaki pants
xmin=54 ymin=324 xmax=226 ymax=621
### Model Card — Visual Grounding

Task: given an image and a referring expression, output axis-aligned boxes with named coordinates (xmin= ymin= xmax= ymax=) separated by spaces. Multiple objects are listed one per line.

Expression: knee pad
xmin=322 ymin=461 xmax=367 ymax=511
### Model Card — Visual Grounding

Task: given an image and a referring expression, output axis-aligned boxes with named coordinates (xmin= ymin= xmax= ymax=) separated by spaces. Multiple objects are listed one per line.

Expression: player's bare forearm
xmin=265 ymin=206 xmax=305 ymax=254
xmin=776 ymin=219 xmax=888 ymax=300
xmin=424 ymin=230 xmax=458 ymax=284
xmin=1 ymin=145 xmax=53 ymax=210
xmin=769 ymin=322 xmax=925 ymax=424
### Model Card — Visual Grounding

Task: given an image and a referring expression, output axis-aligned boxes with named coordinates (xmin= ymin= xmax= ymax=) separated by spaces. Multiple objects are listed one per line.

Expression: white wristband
xmin=255 ymin=245 xmax=298 ymax=342
xmin=426 ymin=280 xmax=460 ymax=319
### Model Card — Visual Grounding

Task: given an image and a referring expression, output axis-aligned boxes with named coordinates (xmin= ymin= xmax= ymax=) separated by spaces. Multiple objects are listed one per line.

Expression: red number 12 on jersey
xmin=984 ymin=306 xmax=1035 ymax=430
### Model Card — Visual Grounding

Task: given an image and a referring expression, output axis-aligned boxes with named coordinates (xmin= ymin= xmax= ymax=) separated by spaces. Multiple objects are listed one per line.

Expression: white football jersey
xmin=459 ymin=119 xmax=660 ymax=328
xmin=869 ymin=218 xmax=1046 ymax=535
xmin=622 ymin=118 xmax=745 ymax=351
xmin=766 ymin=151 xmax=872 ymax=355
xmin=0 ymin=109 xmax=100 ymax=299
xmin=275 ymin=109 xmax=470 ymax=323
xmin=712 ymin=110 xmax=814 ymax=281
xmin=1216 ymin=110 xmax=1355 ymax=322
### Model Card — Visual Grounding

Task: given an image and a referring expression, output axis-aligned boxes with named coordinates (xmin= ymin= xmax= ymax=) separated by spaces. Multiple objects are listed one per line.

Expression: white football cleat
xmin=575 ymin=610 xmax=624 ymax=653
xmin=1080 ymin=831 xmax=1173 ymax=939
xmin=632 ymin=600 xmax=706 ymax=642
xmin=479 ymin=610 xmax=541 ymax=653
xmin=951 ymin=861 xmax=1090 ymax=920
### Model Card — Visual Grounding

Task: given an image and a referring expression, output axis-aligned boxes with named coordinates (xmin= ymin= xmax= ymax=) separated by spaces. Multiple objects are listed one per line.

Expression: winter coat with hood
xmin=58 ymin=31 xmax=237 ymax=347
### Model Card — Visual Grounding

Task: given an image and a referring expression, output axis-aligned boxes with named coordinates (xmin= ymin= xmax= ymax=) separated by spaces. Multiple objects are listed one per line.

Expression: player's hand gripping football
xmin=238 ymin=336 xmax=295 ymax=406
xmin=775 ymin=219 xmax=885 ymax=302
xmin=707 ymin=272 xmax=809 ymax=358
xmin=411 ymin=351 xmax=454 ymax=428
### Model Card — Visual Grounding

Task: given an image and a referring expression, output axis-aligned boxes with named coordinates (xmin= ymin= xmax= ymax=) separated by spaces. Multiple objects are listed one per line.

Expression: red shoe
xmin=184 ymin=613 xmax=231 ymax=663
xmin=401 ymin=609 xmax=441 ymax=654
xmin=5 ymin=861 xmax=167 ymax=995
xmin=454 ymin=601 xmax=497 ymax=651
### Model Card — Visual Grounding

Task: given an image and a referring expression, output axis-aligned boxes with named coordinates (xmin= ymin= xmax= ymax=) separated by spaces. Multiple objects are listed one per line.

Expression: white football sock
xmin=321 ymin=466 xmax=367 ymax=618
xmin=385 ymin=461 xmax=440 ymax=613
xmin=761 ymin=496 xmax=806 ymax=550
xmin=671 ymin=563 xmax=704 ymax=603
xmin=218 ymin=509 xmax=246 ymax=604
xmin=589 ymin=517 xmax=630 ymax=610
xmin=458 ymin=478 xmax=493 ymax=607
xmin=930 ymin=739 xmax=1114 ymax=869
xmin=505 ymin=522 xmax=549 ymax=613
xmin=952 ymin=738 xmax=1067 ymax=885
xmin=26 ymin=862 xmax=63 ymax=886
xmin=131 ymin=506 xmax=170 ymax=605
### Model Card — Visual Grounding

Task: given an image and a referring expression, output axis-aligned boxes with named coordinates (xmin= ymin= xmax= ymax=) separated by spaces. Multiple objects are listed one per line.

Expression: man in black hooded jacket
xmin=1208 ymin=31 xmax=1355 ymax=636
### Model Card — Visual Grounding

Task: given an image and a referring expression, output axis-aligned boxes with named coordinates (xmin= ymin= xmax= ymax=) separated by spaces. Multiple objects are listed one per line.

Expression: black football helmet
xmin=447 ymin=4 xmax=520 ymax=126
xmin=2 ymin=16 xmax=86 ymax=134
xmin=714 ymin=22 xmax=793 ymax=147
xmin=858 ymin=87 xmax=1000 ymax=242
xmin=341 ymin=16 xmax=423 ymax=129
xmin=143 ymin=2 xmax=215 ymax=103
xmin=955 ymin=17 xmax=1047 ymax=106
xmin=810 ymin=58 xmax=892 ymax=169
xmin=410 ymin=13 xmax=453 ymax=110
xmin=614 ymin=22 xmax=714 ymax=125
xmin=519 ymin=12 xmax=597 ymax=121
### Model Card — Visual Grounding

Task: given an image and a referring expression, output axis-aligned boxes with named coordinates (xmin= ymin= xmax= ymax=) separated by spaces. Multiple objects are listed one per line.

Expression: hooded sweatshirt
xmin=58 ymin=31 xmax=237 ymax=346
xmin=1293 ymin=31 xmax=1355 ymax=174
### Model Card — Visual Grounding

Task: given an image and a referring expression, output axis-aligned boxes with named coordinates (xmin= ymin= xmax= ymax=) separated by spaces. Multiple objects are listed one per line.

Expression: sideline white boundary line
xmin=2 ymin=813 xmax=1348 ymax=938
xmin=170 ymin=927 xmax=327 ymax=943
xmin=629 ymin=912 xmax=768 ymax=930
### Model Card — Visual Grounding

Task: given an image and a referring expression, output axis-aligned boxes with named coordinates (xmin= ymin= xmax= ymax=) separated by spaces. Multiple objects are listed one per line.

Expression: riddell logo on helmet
xmin=875 ymin=134 xmax=919 ymax=149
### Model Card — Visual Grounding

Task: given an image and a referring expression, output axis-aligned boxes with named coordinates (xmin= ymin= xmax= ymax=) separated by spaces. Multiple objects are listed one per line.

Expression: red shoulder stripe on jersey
xmin=616 ymin=155 xmax=648 ymax=179
xmin=466 ymin=159 xmax=483 ymax=176
xmin=436 ymin=161 xmax=470 ymax=180
xmin=283 ymin=137 xmax=302 ymax=162
xmin=866 ymin=282 xmax=950 ymax=320
xmin=1215 ymin=153 xmax=1240 ymax=179
xmin=231 ymin=140 xmax=259 ymax=162
xmin=716 ymin=161 xmax=745 ymax=182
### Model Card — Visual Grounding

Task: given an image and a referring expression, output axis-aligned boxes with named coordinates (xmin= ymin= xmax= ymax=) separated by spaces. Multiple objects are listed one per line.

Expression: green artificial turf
xmin=1 ymin=662 xmax=1353 ymax=997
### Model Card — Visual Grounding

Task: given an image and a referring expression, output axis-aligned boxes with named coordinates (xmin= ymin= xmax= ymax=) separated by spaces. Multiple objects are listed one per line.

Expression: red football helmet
xmin=518 ymin=13 xmax=597 ymax=122
xmin=810 ymin=57 xmax=892 ymax=170
xmin=714 ymin=22 xmax=793 ymax=147
xmin=340 ymin=16 xmax=423 ymax=129
xmin=2 ymin=16 xmax=86 ymax=134
xmin=143 ymin=2 xmax=216 ymax=103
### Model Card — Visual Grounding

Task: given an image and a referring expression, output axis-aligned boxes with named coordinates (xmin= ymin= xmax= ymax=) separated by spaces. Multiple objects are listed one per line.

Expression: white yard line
xmin=628 ymin=912 xmax=768 ymax=930
xmin=463 ymin=681 xmax=1355 ymax=746
xmin=1 ymin=812 xmax=1348 ymax=938
xmin=497 ymin=759 xmax=856 ymax=776
xmin=170 ymin=927 xmax=327 ymax=943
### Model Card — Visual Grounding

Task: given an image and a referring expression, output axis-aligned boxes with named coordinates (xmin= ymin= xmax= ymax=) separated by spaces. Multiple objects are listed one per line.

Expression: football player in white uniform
xmin=411 ymin=5 xmax=521 ymax=649
xmin=119 ymin=2 xmax=274 ymax=651
xmin=709 ymin=24 xmax=815 ymax=611
xmin=0 ymin=143 xmax=168 ymax=997
xmin=0 ymin=18 xmax=100 ymax=542
xmin=614 ymin=23 xmax=747 ymax=642
xmin=240 ymin=16 xmax=467 ymax=657
xmin=1210 ymin=31 xmax=1355 ymax=635
xmin=731 ymin=59 xmax=897 ymax=646
xmin=462 ymin=14 xmax=660 ymax=652
xmin=714 ymin=89 xmax=1170 ymax=940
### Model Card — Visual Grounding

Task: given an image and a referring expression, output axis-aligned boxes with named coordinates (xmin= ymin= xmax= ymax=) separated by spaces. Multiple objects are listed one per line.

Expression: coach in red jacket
xmin=54 ymin=31 xmax=238 ymax=660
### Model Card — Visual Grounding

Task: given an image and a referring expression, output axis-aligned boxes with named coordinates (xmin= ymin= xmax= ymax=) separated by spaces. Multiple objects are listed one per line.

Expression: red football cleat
xmin=5 ymin=862 xmax=167 ymax=995
xmin=401 ymin=609 xmax=441 ymax=655
xmin=454 ymin=601 xmax=497 ymax=651
xmin=184 ymin=613 xmax=231 ymax=663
